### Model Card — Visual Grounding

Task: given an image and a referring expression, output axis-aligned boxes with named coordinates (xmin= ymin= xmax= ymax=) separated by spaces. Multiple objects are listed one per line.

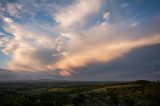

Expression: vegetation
xmin=0 ymin=80 xmax=159 ymax=106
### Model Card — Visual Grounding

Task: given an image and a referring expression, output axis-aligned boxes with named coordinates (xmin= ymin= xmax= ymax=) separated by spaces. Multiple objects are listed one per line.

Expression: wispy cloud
xmin=55 ymin=0 xmax=103 ymax=27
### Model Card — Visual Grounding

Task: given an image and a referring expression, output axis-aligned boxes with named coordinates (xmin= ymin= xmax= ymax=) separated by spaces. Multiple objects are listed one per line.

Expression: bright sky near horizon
xmin=0 ymin=0 xmax=160 ymax=81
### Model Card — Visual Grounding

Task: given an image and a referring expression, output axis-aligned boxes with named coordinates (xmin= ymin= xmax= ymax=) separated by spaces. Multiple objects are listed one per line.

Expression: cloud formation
xmin=55 ymin=0 xmax=103 ymax=27
xmin=3 ymin=17 xmax=13 ymax=23
xmin=0 ymin=0 xmax=160 ymax=77
xmin=53 ymin=34 xmax=160 ymax=76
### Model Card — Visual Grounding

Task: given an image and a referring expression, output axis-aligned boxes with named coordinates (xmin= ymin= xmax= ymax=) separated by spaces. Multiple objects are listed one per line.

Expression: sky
xmin=0 ymin=0 xmax=160 ymax=81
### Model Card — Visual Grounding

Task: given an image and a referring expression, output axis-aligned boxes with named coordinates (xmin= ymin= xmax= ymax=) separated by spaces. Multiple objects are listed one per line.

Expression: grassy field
xmin=0 ymin=80 xmax=160 ymax=106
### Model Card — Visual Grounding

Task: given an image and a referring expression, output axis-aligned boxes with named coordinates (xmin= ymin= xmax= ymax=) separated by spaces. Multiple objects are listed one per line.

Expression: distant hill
xmin=132 ymin=80 xmax=152 ymax=84
xmin=0 ymin=78 xmax=155 ymax=84
xmin=0 ymin=68 xmax=157 ymax=84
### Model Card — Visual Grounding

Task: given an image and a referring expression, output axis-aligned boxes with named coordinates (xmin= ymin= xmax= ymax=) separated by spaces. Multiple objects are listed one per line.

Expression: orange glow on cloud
xmin=49 ymin=34 xmax=160 ymax=76
xmin=1 ymin=0 xmax=160 ymax=77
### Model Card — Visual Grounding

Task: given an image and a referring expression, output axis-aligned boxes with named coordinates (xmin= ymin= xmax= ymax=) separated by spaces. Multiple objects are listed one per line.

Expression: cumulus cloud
xmin=3 ymin=17 xmax=13 ymax=23
xmin=2 ymin=23 xmax=60 ymax=71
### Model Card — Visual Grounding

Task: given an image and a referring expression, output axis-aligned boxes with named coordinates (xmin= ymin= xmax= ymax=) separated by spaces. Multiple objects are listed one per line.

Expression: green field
xmin=0 ymin=80 xmax=160 ymax=106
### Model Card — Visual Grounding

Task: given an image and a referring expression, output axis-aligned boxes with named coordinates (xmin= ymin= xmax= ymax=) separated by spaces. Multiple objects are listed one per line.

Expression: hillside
xmin=0 ymin=80 xmax=160 ymax=106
